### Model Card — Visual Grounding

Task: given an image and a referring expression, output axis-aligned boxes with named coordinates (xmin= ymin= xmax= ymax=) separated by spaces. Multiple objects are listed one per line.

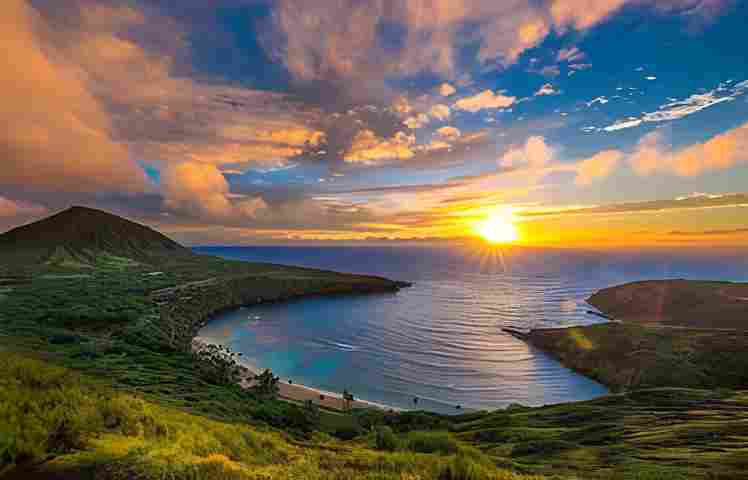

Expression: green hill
xmin=0 ymin=206 xmax=191 ymax=267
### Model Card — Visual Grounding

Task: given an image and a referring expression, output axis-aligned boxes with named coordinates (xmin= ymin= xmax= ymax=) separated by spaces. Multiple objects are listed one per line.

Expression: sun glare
xmin=476 ymin=213 xmax=519 ymax=244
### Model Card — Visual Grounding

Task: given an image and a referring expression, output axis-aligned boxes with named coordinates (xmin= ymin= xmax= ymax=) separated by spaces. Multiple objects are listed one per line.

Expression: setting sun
xmin=476 ymin=213 xmax=519 ymax=244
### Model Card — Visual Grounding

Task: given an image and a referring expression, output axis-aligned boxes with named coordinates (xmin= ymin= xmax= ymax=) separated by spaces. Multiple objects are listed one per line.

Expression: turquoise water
xmin=196 ymin=245 xmax=748 ymax=414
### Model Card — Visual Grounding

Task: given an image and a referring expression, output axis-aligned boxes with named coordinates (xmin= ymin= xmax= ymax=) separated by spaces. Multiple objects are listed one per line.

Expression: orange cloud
xmin=429 ymin=104 xmax=452 ymax=121
xmin=0 ymin=197 xmax=47 ymax=218
xmin=629 ymin=123 xmax=748 ymax=177
xmin=454 ymin=90 xmax=516 ymax=112
xmin=575 ymin=150 xmax=623 ymax=185
xmin=161 ymin=162 xmax=267 ymax=220
xmin=439 ymin=83 xmax=457 ymax=96
xmin=0 ymin=0 xmax=150 ymax=194
xmin=344 ymin=130 xmax=416 ymax=164
xmin=500 ymin=136 xmax=554 ymax=169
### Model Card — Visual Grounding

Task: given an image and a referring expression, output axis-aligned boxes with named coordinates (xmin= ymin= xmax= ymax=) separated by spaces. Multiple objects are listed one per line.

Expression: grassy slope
xmin=524 ymin=280 xmax=748 ymax=391
xmin=588 ymin=280 xmax=748 ymax=330
xmin=2 ymin=353 xmax=545 ymax=480
xmin=527 ymin=323 xmax=748 ymax=390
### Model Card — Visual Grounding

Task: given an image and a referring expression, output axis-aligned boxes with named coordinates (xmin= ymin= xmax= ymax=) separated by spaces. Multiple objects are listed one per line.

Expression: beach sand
xmin=238 ymin=369 xmax=390 ymax=411
xmin=194 ymin=336 xmax=394 ymax=412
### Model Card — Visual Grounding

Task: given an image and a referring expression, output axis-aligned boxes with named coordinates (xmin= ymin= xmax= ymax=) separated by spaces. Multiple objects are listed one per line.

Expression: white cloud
xmin=586 ymin=96 xmax=609 ymax=107
xmin=603 ymin=80 xmax=748 ymax=131
xmin=535 ymin=83 xmax=560 ymax=96
xmin=604 ymin=118 xmax=642 ymax=132
xmin=454 ymin=90 xmax=516 ymax=112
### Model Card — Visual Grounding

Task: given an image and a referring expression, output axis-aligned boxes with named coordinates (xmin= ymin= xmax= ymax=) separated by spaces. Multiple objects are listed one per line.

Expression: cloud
xmin=435 ymin=126 xmax=462 ymax=141
xmin=262 ymin=0 xmax=727 ymax=96
xmin=0 ymin=197 xmax=47 ymax=218
xmin=500 ymin=136 xmax=554 ymax=169
xmin=519 ymin=192 xmax=748 ymax=218
xmin=628 ymin=123 xmax=748 ymax=177
xmin=535 ymin=83 xmax=561 ymax=96
xmin=603 ymin=80 xmax=748 ymax=131
xmin=161 ymin=162 xmax=268 ymax=220
xmin=404 ymin=113 xmax=431 ymax=129
xmin=557 ymin=46 xmax=585 ymax=62
xmin=454 ymin=90 xmax=516 ymax=112
xmin=429 ymin=104 xmax=452 ymax=121
xmin=343 ymin=130 xmax=416 ymax=165
xmin=575 ymin=150 xmax=623 ymax=185
xmin=604 ymin=118 xmax=643 ymax=132
xmin=439 ymin=83 xmax=457 ymax=96
xmin=0 ymin=0 xmax=150 ymax=194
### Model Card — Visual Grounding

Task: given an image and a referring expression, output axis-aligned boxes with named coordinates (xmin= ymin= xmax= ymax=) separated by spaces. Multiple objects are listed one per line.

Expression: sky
xmin=1 ymin=0 xmax=748 ymax=247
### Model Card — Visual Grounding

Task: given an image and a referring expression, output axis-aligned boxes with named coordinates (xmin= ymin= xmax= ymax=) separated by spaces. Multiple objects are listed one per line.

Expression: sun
xmin=475 ymin=213 xmax=519 ymax=244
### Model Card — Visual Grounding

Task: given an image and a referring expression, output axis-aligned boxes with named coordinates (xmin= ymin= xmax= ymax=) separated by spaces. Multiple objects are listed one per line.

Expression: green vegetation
xmin=527 ymin=323 xmax=748 ymax=390
xmin=2 ymin=208 xmax=746 ymax=479
xmin=0 ymin=353 xmax=550 ymax=480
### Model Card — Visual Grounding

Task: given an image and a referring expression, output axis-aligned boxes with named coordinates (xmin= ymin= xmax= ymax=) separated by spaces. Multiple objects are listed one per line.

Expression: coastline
xmin=193 ymin=338 xmax=399 ymax=413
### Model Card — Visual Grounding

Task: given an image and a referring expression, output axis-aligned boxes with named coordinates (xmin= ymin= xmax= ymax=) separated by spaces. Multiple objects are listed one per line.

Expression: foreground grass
xmin=0 ymin=353 xmax=549 ymax=480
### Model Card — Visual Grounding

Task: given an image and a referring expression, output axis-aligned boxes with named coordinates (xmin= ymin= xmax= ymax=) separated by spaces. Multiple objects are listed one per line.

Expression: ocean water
xmin=195 ymin=245 xmax=748 ymax=414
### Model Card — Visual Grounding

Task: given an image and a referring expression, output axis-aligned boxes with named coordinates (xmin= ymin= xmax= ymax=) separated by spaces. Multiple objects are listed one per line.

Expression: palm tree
xmin=342 ymin=389 xmax=355 ymax=411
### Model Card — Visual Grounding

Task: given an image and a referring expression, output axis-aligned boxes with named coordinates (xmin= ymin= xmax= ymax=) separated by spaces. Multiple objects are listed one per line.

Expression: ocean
xmin=195 ymin=245 xmax=748 ymax=414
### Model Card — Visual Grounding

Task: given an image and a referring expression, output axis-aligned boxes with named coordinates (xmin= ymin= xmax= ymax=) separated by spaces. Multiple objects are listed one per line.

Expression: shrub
xmin=441 ymin=454 xmax=493 ymax=480
xmin=510 ymin=439 xmax=578 ymax=456
xmin=375 ymin=426 xmax=399 ymax=451
xmin=332 ymin=424 xmax=364 ymax=440
xmin=406 ymin=431 xmax=458 ymax=455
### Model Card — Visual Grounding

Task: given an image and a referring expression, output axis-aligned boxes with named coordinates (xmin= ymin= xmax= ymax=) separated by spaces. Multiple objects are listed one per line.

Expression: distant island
xmin=1 ymin=207 xmax=746 ymax=480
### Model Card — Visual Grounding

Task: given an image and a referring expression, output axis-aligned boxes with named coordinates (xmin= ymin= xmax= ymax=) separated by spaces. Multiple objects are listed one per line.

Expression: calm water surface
xmin=196 ymin=245 xmax=748 ymax=414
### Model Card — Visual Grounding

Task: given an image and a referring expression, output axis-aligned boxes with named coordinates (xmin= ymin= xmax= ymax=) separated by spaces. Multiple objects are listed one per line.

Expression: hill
xmin=588 ymin=279 xmax=748 ymax=330
xmin=0 ymin=206 xmax=191 ymax=266
xmin=522 ymin=279 xmax=748 ymax=391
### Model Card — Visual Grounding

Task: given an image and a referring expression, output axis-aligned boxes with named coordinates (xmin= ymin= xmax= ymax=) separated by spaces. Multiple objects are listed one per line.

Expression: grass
xmin=0 ymin=353 xmax=550 ymax=480
xmin=526 ymin=323 xmax=748 ymax=391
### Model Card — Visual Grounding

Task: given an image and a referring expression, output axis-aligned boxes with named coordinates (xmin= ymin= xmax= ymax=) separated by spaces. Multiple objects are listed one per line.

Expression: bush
xmin=332 ymin=424 xmax=364 ymax=440
xmin=375 ymin=426 xmax=399 ymax=451
xmin=406 ymin=431 xmax=458 ymax=455
xmin=441 ymin=454 xmax=493 ymax=480
xmin=510 ymin=439 xmax=578 ymax=456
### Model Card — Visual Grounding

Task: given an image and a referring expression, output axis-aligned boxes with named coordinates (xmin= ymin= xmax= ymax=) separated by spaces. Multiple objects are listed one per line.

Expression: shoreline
xmin=193 ymin=336 xmax=397 ymax=412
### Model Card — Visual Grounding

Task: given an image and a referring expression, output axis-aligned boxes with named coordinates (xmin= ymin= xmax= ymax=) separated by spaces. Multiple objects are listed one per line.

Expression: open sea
xmin=195 ymin=245 xmax=748 ymax=414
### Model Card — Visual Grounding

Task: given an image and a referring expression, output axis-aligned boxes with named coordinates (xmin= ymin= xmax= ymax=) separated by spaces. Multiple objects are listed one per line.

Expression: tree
xmin=252 ymin=369 xmax=280 ymax=400
xmin=342 ymin=389 xmax=355 ymax=411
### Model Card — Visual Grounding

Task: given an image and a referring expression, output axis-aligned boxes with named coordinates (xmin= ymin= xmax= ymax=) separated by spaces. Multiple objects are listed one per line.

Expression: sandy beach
xmin=194 ymin=337 xmax=392 ymax=412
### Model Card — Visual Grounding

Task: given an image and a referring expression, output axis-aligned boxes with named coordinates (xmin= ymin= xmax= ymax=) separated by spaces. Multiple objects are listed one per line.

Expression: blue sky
xmin=1 ymin=0 xmax=747 ymax=245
